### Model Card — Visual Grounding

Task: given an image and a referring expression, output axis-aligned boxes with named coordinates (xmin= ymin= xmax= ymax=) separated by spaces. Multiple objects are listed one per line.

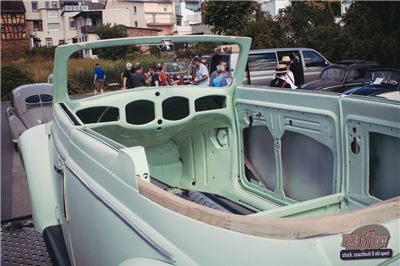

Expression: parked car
xmin=378 ymin=91 xmax=400 ymax=101
xmin=20 ymin=36 xmax=399 ymax=266
xmin=6 ymin=83 xmax=53 ymax=150
xmin=343 ymin=67 xmax=400 ymax=96
xmin=211 ymin=48 xmax=330 ymax=86
xmin=301 ymin=60 xmax=378 ymax=93
xmin=164 ymin=61 xmax=191 ymax=85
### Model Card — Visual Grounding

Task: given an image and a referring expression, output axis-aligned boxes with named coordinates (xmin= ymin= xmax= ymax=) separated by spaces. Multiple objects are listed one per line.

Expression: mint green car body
xmin=19 ymin=35 xmax=399 ymax=266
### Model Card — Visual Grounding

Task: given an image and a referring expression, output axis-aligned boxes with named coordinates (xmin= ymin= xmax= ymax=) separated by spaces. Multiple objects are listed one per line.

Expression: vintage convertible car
xmin=19 ymin=36 xmax=399 ymax=266
xmin=301 ymin=60 xmax=378 ymax=93
xmin=6 ymin=83 xmax=53 ymax=150
xmin=343 ymin=67 xmax=400 ymax=96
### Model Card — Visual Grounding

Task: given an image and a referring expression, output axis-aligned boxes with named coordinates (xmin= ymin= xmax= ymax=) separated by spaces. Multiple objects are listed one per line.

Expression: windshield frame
xmin=54 ymin=35 xmax=251 ymax=108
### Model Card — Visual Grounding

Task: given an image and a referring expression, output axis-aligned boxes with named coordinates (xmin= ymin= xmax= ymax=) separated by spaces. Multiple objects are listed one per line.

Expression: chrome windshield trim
xmin=64 ymin=162 xmax=176 ymax=264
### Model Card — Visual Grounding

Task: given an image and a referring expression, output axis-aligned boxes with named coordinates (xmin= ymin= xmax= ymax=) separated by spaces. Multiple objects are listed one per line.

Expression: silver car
xmin=220 ymin=48 xmax=330 ymax=86
xmin=6 ymin=83 xmax=53 ymax=150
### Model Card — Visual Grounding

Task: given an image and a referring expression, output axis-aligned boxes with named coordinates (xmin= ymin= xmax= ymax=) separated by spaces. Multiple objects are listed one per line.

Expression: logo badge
xmin=340 ymin=224 xmax=393 ymax=260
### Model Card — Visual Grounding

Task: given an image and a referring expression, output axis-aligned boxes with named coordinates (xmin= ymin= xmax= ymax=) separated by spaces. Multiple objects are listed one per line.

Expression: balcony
xmin=80 ymin=25 xmax=99 ymax=34
xmin=146 ymin=17 xmax=176 ymax=26
xmin=62 ymin=5 xmax=89 ymax=13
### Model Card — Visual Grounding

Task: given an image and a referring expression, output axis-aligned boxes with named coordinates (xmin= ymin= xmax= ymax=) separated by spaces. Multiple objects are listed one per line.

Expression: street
xmin=1 ymin=101 xmax=32 ymax=221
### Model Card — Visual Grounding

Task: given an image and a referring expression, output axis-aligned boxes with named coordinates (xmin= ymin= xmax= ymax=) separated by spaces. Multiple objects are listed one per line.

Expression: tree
xmin=1 ymin=65 xmax=33 ymax=100
xmin=341 ymin=1 xmax=400 ymax=64
xmin=275 ymin=1 xmax=342 ymax=61
xmin=95 ymin=23 xmax=137 ymax=59
xmin=203 ymin=1 xmax=262 ymax=36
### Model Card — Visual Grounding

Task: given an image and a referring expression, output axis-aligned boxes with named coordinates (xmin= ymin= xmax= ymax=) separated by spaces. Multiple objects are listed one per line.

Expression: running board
xmin=43 ymin=225 xmax=71 ymax=266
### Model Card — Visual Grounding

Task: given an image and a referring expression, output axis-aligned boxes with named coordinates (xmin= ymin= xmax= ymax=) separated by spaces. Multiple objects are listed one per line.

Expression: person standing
xmin=47 ymin=70 xmax=54 ymax=84
xmin=269 ymin=64 xmax=292 ymax=89
xmin=280 ymin=56 xmax=297 ymax=89
xmin=150 ymin=65 xmax=162 ymax=87
xmin=130 ymin=65 xmax=148 ymax=88
xmin=122 ymin=62 xmax=133 ymax=89
xmin=192 ymin=57 xmax=209 ymax=86
xmin=211 ymin=64 xmax=231 ymax=87
xmin=93 ymin=63 xmax=106 ymax=95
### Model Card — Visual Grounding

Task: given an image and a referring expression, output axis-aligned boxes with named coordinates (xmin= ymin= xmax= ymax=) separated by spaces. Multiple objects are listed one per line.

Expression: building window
xmin=48 ymin=23 xmax=60 ymax=31
xmin=59 ymin=39 xmax=65 ymax=45
xmin=86 ymin=18 xmax=92 ymax=26
xmin=32 ymin=1 xmax=39 ymax=12
xmin=45 ymin=37 xmax=53 ymax=48
xmin=164 ymin=6 xmax=167 ymax=12
xmin=135 ymin=21 xmax=138 ymax=27
xmin=133 ymin=6 xmax=137 ymax=14
xmin=152 ymin=14 xmax=156 ymax=23
xmin=51 ymin=1 xmax=58 ymax=9
xmin=47 ymin=10 xmax=58 ymax=18
xmin=69 ymin=18 xmax=76 ymax=29
xmin=33 ymin=20 xmax=43 ymax=31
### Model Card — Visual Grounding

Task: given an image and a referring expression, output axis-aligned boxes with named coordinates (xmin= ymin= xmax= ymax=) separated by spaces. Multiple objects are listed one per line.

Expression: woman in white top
xmin=280 ymin=56 xmax=297 ymax=89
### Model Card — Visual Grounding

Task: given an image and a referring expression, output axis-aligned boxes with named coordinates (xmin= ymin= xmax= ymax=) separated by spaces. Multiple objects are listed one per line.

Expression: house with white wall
xmin=174 ymin=0 xmax=206 ymax=35
xmin=258 ymin=0 xmax=290 ymax=16
xmin=106 ymin=0 xmax=176 ymax=35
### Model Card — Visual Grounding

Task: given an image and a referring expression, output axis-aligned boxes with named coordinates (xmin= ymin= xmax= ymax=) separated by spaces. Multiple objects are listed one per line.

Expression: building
xmin=1 ymin=0 xmax=30 ymax=57
xmin=22 ymin=0 xmax=106 ymax=48
xmin=106 ymin=0 xmax=176 ymax=35
xmin=258 ymin=0 xmax=291 ymax=16
xmin=174 ymin=0 xmax=207 ymax=35
xmin=3 ymin=0 xmax=206 ymax=57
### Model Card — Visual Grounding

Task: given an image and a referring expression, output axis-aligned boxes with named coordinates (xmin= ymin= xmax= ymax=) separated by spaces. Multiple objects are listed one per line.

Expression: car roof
xmin=325 ymin=61 xmax=378 ymax=70
xmin=12 ymin=83 xmax=53 ymax=115
xmin=12 ymin=83 xmax=53 ymax=98
xmin=335 ymin=60 xmax=378 ymax=67
xmin=367 ymin=66 xmax=400 ymax=71
xmin=249 ymin=47 xmax=318 ymax=54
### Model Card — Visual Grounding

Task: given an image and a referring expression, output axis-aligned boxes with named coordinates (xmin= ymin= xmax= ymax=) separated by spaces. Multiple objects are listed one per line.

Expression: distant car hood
xmin=301 ymin=79 xmax=341 ymax=90
xmin=344 ymin=84 xmax=399 ymax=96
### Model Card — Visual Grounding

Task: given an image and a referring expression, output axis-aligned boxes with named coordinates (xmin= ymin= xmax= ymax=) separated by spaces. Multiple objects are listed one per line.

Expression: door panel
xmin=302 ymin=50 xmax=329 ymax=84
xmin=234 ymin=87 xmax=400 ymax=208
xmin=234 ymin=87 xmax=342 ymax=204
xmin=340 ymin=96 xmax=400 ymax=206
xmin=245 ymin=52 xmax=277 ymax=86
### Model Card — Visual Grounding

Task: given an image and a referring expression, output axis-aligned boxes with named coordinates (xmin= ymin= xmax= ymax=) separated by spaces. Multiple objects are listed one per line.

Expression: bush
xmin=27 ymin=46 xmax=56 ymax=58
xmin=1 ymin=65 xmax=34 ymax=101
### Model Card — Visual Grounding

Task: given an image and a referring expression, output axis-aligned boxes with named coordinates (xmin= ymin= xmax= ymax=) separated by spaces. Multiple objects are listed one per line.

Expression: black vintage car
xmin=301 ymin=60 xmax=378 ymax=93
xmin=344 ymin=67 xmax=400 ymax=97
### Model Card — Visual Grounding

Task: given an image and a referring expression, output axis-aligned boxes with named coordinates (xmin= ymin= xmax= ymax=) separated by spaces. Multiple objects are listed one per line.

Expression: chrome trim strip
xmin=78 ymin=128 xmax=125 ymax=151
xmin=57 ymin=103 xmax=82 ymax=126
xmin=64 ymin=162 xmax=176 ymax=264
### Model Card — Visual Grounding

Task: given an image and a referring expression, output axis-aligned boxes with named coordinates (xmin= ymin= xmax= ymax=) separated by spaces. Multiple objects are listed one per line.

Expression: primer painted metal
xmin=19 ymin=35 xmax=400 ymax=266
xmin=6 ymin=83 xmax=53 ymax=145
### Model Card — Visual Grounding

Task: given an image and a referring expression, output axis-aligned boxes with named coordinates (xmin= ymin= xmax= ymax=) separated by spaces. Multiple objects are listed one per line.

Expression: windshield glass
xmin=320 ymin=67 xmax=346 ymax=80
xmin=365 ymin=69 xmax=400 ymax=86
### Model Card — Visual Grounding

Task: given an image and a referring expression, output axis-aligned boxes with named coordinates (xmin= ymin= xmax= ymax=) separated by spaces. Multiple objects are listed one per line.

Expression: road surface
xmin=1 ymin=101 xmax=32 ymax=221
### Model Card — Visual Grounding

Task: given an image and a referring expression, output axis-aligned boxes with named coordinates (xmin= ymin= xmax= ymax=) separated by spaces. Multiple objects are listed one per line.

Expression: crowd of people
xmin=53 ymin=54 xmax=297 ymax=96
xmin=89 ymin=56 xmax=236 ymax=95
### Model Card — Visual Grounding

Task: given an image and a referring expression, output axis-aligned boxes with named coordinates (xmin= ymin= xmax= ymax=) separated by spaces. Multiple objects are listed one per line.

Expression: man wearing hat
xmin=269 ymin=64 xmax=292 ymax=89
xmin=280 ymin=55 xmax=297 ymax=89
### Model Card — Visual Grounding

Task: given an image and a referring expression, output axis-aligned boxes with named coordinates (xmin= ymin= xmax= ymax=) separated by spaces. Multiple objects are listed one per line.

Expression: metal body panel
xmin=20 ymin=35 xmax=400 ymax=265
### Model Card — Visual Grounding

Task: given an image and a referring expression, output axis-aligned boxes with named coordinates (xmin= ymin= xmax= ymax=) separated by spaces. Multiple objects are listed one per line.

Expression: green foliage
xmin=204 ymin=1 xmax=262 ymax=35
xmin=203 ymin=1 xmax=400 ymax=64
xmin=341 ymin=1 xmax=400 ymax=64
xmin=1 ymin=65 xmax=34 ymax=100
xmin=95 ymin=23 xmax=139 ymax=60
xmin=27 ymin=46 xmax=56 ymax=58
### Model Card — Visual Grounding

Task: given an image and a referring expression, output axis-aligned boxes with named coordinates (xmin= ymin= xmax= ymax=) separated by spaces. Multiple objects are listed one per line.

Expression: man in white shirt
xmin=192 ymin=57 xmax=209 ymax=86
